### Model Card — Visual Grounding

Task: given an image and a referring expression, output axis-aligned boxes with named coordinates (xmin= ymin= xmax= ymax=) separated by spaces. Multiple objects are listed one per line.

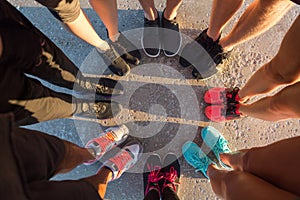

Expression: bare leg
xmin=239 ymin=15 xmax=300 ymax=101
xmin=220 ymin=0 xmax=293 ymax=51
xmin=90 ymin=0 xmax=119 ymax=41
xmin=164 ymin=0 xmax=183 ymax=20
xmin=82 ymin=167 xmax=113 ymax=199
xmin=138 ymin=0 xmax=159 ymax=20
xmin=207 ymin=0 xmax=244 ymax=42
xmin=55 ymin=141 xmax=94 ymax=174
xmin=65 ymin=9 xmax=110 ymax=50
xmin=207 ymin=165 xmax=299 ymax=200
xmin=239 ymin=82 xmax=300 ymax=121
xmin=219 ymin=136 xmax=300 ymax=196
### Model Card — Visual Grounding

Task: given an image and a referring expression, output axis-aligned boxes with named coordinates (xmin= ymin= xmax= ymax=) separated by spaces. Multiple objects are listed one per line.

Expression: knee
xmin=222 ymin=170 xmax=246 ymax=198
xmin=268 ymin=91 xmax=300 ymax=118
xmin=264 ymin=59 xmax=299 ymax=85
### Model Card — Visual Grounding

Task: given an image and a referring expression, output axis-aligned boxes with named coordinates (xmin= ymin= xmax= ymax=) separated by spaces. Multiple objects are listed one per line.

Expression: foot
xmin=161 ymin=153 xmax=180 ymax=193
xmin=142 ymin=11 xmax=161 ymax=58
xmin=84 ymin=125 xmax=129 ymax=165
xmin=204 ymin=104 xmax=242 ymax=122
xmin=143 ymin=154 xmax=163 ymax=197
xmin=179 ymin=29 xmax=228 ymax=79
xmin=97 ymin=46 xmax=130 ymax=76
xmin=103 ymin=139 xmax=143 ymax=180
xmin=204 ymin=87 xmax=240 ymax=104
xmin=80 ymin=77 xmax=124 ymax=97
xmin=110 ymin=33 xmax=141 ymax=65
xmin=161 ymin=9 xmax=181 ymax=57
xmin=182 ymin=141 xmax=215 ymax=179
xmin=201 ymin=126 xmax=231 ymax=168
xmin=75 ymin=100 xmax=122 ymax=119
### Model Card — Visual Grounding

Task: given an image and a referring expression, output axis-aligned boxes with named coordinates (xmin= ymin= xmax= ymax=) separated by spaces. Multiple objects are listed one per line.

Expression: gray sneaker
xmin=97 ymin=47 xmax=130 ymax=76
xmin=75 ymin=100 xmax=122 ymax=119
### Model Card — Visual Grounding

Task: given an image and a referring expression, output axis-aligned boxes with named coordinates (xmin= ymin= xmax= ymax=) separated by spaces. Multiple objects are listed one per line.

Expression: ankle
xmin=144 ymin=9 xmax=158 ymax=21
xmin=109 ymin=32 xmax=120 ymax=42
xmin=219 ymin=38 xmax=233 ymax=52
xmin=163 ymin=8 xmax=177 ymax=21
xmin=97 ymin=167 xmax=113 ymax=183
xmin=206 ymin=29 xmax=221 ymax=43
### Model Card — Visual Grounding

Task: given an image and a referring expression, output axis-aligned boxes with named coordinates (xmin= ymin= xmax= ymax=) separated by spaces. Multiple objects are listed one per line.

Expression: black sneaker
xmin=143 ymin=154 xmax=163 ymax=197
xmin=142 ymin=13 xmax=161 ymax=58
xmin=80 ymin=77 xmax=124 ymax=97
xmin=110 ymin=32 xmax=141 ymax=65
xmin=75 ymin=100 xmax=122 ymax=119
xmin=179 ymin=29 xmax=228 ymax=79
xmin=161 ymin=153 xmax=180 ymax=194
xmin=161 ymin=10 xmax=181 ymax=57
xmin=97 ymin=46 xmax=130 ymax=76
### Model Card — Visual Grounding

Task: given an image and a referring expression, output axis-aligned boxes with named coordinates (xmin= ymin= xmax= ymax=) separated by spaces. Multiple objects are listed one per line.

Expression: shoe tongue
xmin=108 ymin=125 xmax=129 ymax=141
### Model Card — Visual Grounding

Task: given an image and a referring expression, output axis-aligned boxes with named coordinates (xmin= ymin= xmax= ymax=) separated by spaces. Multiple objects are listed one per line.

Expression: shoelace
xmin=163 ymin=166 xmax=180 ymax=192
xmin=90 ymin=132 xmax=116 ymax=157
xmin=145 ymin=164 xmax=164 ymax=195
xmin=83 ymin=79 xmax=109 ymax=93
xmin=92 ymin=103 xmax=107 ymax=115
xmin=212 ymin=137 xmax=230 ymax=155
xmin=225 ymin=88 xmax=240 ymax=103
xmin=188 ymin=151 xmax=210 ymax=173
xmin=225 ymin=104 xmax=241 ymax=117
xmin=96 ymin=83 xmax=109 ymax=93
xmin=110 ymin=149 xmax=133 ymax=175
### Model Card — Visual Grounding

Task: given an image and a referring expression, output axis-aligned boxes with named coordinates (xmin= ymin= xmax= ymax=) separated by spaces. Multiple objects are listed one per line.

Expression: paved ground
xmin=10 ymin=0 xmax=300 ymax=199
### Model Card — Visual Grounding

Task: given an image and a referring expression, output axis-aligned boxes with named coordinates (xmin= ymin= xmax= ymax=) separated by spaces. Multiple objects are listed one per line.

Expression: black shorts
xmin=291 ymin=0 xmax=300 ymax=5
xmin=0 ymin=113 xmax=101 ymax=200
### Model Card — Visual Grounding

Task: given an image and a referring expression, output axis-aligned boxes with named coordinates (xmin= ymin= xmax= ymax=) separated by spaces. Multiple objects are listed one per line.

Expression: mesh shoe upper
xmin=142 ymin=15 xmax=161 ymax=57
xmin=161 ymin=10 xmax=181 ymax=57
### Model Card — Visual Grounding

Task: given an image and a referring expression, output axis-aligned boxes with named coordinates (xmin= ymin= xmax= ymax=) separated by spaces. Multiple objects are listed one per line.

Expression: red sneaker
xmin=205 ymin=104 xmax=242 ymax=122
xmin=204 ymin=87 xmax=240 ymax=104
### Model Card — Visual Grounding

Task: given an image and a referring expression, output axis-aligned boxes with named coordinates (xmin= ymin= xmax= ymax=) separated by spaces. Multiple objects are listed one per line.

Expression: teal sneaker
xmin=201 ymin=126 xmax=231 ymax=168
xmin=182 ymin=141 xmax=215 ymax=179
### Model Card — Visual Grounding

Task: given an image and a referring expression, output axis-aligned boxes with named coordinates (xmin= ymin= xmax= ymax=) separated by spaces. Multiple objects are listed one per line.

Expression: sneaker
xmin=110 ymin=32 xmax=141 ymax=65
xmin=204 ymin=87 xmax=240 ymax=104
xmin=161 ymin=153 xmax=180 ymax=193
xmin=103 ymin=140 xmax=143 ymax=180
xmin=201 ymin=126 xmax=231 ymax=168
xmin=204 ymin=104 xmax=242 ymax=122
xmin=75 ymin=100 xmax=122 ymax=119
xmin=97 ymin=46 xmax=130 ymax=76
xmin=182 ymin=141 xmax=215 ymax=179
xmin=80 ymin=77 xmax=124 ymax=97
xmin=179 ymin=29 xmax=228 ymax=79
xmin=142 ymin=12 xmax=161 ymax=57
xmin=84 ymin=125 xmax=129 ymax=165
xmin=143 ymin=154 xmax=164 ymax=197
xmin=161 ymin=10 xmax=181 ymax=57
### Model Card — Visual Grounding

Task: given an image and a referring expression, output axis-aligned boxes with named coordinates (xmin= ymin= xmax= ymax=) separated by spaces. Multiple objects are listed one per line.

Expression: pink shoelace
xmin=163 ymin=166 xmax=180 ymax=192
xmin=145 ymin=164 xmax=164 ymax=195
